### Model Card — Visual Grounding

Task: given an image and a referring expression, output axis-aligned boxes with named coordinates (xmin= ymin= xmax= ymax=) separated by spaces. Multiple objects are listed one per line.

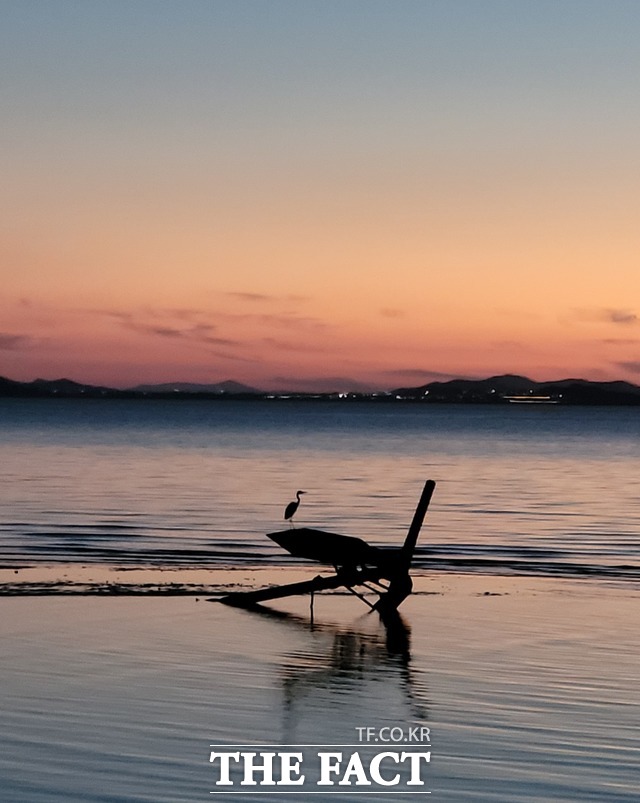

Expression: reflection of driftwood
xmin=244 ymin=604 xmax=429 ymax=731
xmin=219 ymin=480 xmax=436 ymax=612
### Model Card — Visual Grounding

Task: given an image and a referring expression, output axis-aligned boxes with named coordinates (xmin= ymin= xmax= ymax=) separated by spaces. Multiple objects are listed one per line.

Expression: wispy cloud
xmin=220 ymin=294 xmax=324 ymax=331
xmin=226 ymin=291 xmax=311 ymax=304
xmin=206 ymin=349 xmax=258 ymax=363
xmin=96 ymin=304 xmax=329 ymax=360
xmin=254 ymin=312 xmax=327 ymax=330
xmin=131 ymin=323 xmax=238 ymax=346
xmin=603 ymin=338 xmax=640 ymax=345
xmin=0 ymin=333 xmax=32 ymax=350
xmin=262 ymin=337 xmax=326 ymax=352
xmin=218 ymin=309 xmax=328 ymax=331
xmin=607 ymin=309 xmax=638 ymax=325
xmin=139 ymin=325 xmax=183 ymax=338
xmin=379 ymin=307 xmax=405 ymax=319
xmin=381 ymin=368 xmax=468 ymax=381
xmin=99 ymin=309 xmax=240 ymax=347
xmin=573 ymin=307 xmax=639 ymax=326
xmin=617 ymin=361 xmax=640 ymax=375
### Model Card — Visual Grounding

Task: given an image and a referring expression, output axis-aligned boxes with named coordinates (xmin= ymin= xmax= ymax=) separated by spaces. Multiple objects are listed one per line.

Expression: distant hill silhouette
xmin=0 ymin=376 xmax=115 ymax=397
xmin=0 ymin=376 xmax=261 ymax=398
xmin=2 ymin=373 xmax=640 ymax=404
xmin=392 ymin=374 xmax=640 ymax=405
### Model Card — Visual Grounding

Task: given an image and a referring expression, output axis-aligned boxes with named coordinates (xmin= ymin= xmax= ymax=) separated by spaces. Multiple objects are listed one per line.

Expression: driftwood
xmin=218 ymin=479 xmax=436 ymax=613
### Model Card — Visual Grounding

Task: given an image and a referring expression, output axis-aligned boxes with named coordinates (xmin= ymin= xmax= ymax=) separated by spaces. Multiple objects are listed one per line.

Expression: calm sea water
xmin=2 ymin=590 xmax=638 ymax=801
xmin=1 ymin=398 xmax=639 ymax=580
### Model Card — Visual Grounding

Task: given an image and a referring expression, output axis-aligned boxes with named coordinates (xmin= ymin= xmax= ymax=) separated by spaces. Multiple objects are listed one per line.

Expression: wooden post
xmin=401 ymin=479 xmax=436 ymax=568
xmin=374 ymin=480 xmax=436 ymax=614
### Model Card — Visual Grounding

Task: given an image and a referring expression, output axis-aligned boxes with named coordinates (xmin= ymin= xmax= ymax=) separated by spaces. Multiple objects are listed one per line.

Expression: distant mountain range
xmin=2 ymin=373 xmax=640 ymax=404
xmin=0 ymin=376 xmax=262 ymax=398
xmin=392 ymin=373 xmax=640 ymax=405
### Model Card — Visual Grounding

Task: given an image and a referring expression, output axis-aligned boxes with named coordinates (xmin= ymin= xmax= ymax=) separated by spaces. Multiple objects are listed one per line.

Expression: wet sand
xmin=0 ymin=563 xmax=540 ymax=596
xmin=1 ymin=574 xmax=638 ymax=801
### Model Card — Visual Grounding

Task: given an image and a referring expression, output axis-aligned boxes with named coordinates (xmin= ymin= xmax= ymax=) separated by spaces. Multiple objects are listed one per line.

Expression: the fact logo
xmin=208 ymin=744 xmax=432 ymax=793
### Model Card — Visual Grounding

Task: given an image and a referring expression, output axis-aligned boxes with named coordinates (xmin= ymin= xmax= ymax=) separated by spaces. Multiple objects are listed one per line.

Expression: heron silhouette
xmin=284 ymin=490 xmax=306 ymax=527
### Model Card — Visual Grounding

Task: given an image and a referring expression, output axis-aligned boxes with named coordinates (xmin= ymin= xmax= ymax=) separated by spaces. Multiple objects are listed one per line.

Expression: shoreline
xmin=2 ymin=562 xmax=639 ymax=597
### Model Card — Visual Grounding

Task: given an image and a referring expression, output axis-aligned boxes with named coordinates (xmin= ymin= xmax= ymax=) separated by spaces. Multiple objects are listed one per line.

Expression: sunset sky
xmin=2 ymin=0 xmax=640 ymax=391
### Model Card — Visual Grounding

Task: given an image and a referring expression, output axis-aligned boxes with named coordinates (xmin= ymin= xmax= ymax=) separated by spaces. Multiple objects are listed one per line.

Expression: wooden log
xmin=218 ymin=572 xmax=355 ymax=607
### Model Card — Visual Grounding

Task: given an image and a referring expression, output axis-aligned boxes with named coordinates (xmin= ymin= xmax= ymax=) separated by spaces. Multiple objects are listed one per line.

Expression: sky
xmin=2 ymin=0 xmax=640 ymax=392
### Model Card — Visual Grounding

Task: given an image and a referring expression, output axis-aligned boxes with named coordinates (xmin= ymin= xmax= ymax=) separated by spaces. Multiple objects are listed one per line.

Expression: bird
xmin=284 ymin=490 xmax=306 ymax=526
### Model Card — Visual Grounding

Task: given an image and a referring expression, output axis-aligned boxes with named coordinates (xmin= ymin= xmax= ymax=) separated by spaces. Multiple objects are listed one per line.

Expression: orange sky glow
xmin=2 ymin=1 xmax=640 ymax=391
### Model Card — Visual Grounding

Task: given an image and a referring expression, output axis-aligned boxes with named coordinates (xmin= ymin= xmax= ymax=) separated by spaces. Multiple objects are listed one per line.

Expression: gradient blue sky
xmin=2 ymin=0 xmax=640 ymax=390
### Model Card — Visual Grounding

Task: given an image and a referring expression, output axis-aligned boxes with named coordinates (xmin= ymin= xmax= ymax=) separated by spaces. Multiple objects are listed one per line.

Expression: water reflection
xmin=244 ymin=604 xmax=429 ymax=743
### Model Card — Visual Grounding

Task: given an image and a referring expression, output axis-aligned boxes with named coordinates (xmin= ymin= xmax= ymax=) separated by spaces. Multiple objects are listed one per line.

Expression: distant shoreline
xmin=3 ymin=373 xmax=640 ymax=404
xmin=2 ymin=390 xmax=640 ymax=406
